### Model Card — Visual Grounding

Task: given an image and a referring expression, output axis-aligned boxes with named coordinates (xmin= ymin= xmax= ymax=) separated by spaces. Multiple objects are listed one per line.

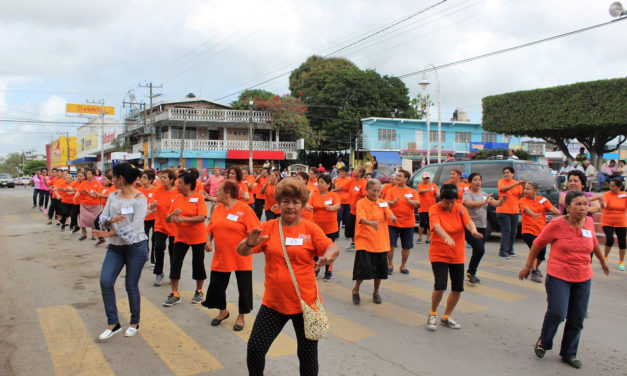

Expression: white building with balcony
xmin=122 ymin=97 xmax=301 ymax=170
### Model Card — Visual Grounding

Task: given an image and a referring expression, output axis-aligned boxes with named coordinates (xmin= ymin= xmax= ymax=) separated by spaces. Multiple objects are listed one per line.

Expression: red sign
xmin=104 ymin=132 xmax=116 ymax=144
xmin=227 ymin=150 xmax=285 ymax=160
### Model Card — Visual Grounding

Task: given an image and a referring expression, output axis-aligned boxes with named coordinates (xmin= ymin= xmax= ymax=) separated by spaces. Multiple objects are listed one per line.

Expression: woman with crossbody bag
xmin=238 ymin=178 xmax=339 ymax=376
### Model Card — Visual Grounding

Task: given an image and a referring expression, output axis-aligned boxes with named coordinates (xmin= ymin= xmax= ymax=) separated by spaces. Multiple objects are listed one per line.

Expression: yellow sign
xmin=81 ymin=134 xmax=98 ymax=151
xmin=66 ymin=103 xmax=115 ymax=116
xmin=51 ymin=137 xmax=78 ymax=168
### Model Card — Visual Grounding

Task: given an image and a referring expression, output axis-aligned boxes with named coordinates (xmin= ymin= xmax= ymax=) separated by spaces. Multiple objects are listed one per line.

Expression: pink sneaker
xmin=43 ymin=209 xmax=48 ymax=215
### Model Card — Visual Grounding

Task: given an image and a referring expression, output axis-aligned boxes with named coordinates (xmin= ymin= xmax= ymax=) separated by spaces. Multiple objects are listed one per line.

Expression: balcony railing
xmin=125 ymin=108 xmax=273 ymax=132
xmin=155 ymin=139 xmax=297 ymax=152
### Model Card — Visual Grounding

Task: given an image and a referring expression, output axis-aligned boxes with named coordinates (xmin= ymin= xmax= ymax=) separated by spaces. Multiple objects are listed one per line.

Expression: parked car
xmin=0 ymin=174 xmax=15 ymax=188
xmin=14 ymin=176 xmax=29 ymax=186
xmin=410 ymin=160 xmax=558 ymax=239
xmin=374 ymin=170 xmax=394 ymax=184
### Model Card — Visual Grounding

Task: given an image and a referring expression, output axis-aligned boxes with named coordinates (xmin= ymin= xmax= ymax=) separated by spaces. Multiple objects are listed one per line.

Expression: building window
xmin=208 ymin=129 xmax=219 ymax=140
xmin=482 ymin=133 xmax=497 ymax=142
xmin=377 ymin=128 xmax=396 ymax=141
xmin=429 ymin=130 xmax=445 ymax=143
xmin=155 ymin=126 xmax=167 ymax=140
xmin=455 ymin=132 xmax=471 ymax=144
xmin=172 ymin=127 xmax=197 ymax=139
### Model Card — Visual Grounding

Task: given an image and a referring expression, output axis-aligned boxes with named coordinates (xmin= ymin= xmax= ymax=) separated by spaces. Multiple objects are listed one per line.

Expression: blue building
xmin=358 ymin=117 xmax=521 ymax=171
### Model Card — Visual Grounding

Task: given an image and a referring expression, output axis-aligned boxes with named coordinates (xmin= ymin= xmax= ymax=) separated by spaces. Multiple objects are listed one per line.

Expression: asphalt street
xmin=0 ymin=187 xmax=625 ymax=376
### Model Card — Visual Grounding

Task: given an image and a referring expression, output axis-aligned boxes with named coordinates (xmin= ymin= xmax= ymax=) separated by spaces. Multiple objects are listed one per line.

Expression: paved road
xmin=0 ymin=187 xmax=625 ymax=376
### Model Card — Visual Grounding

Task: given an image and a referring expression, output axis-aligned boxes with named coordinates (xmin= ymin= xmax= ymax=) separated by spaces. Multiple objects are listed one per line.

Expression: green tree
xmin=231 ymin=89 xmax=276 ymax=110
xmin=289 ymin=55 xmax=413 ymax=150
xmin=410 ymin=93 xmax=433 ymax=120
xmin=255 ymin=95 xmax=318 ymax=147
xmin=482 ymin=78 xmax=627 ymax=169
xmin=23 ymin=160 xmax=47 ymax=175
xmin=0 ymin=152 xmax=22 ymax=175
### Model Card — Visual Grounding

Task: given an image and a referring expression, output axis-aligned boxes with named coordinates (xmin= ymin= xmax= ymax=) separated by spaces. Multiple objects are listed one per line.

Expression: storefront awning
xmin=227 ymin=150 xmax=285 ymax=160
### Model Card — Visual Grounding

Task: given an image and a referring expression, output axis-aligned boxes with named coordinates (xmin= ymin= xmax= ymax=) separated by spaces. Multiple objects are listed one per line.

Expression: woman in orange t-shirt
xmin=261 ymin=170 xmax=281 ymax=220
xmin=519 ymin=182 xmax=560 ymax=282
xmin=163 ymin=171 xmax=208 ymax=307
xmin=78 ymin=169 xmax=103 ymax=241
xmin=496 ymin=166 xmax=526 ymax=258
xmin=307 ymin=174 xmax=341 ymax=281
xmin=332 ymin=167 xmax=352 ymax=232
xmin=150 ymin=169 xmax=179 ymax=286
xmin=600 ymin=178 xmax=627 ymax=270
xmin=93 ymin=172 xmax=118 ymax=246
xmin=352 ymin=179 xmax=397 ymax=305
xmin=68 ymin=171 xmax=85 ymax=233
xmin=58 ymin=174 xmax=75 ymax=231
xmin=241 ymin=168 xmax=256 ymax=210
xmin=443 ymin=168 xmax=468 ymax=205
xmin=138 ymin=169 xmax=157 ymax=265
xmin=226 ymin=166 xmax=251 ymax=204
xmin=417 ymin=172 xmax=439 ymax=244
xmin=203 ymin=180 xmax=261 ymax=331
xmin=295 ymin=171 xmax=314 ymax=222
xmin=238 ymin=179 xmax=339 ymax=375
xmin=426 ymin=184 xmax=482 ymax=331
xmin=347 ymin=166 xmax=367 ymax=249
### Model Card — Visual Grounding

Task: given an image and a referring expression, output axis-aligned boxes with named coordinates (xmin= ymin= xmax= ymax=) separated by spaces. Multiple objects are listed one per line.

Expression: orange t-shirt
xmin=245 ymin=176 xmax=256 ymax=204
xmin=100 ymin=185 xmax=118 ymax=209
xmin=254 ymin=176 xmax=268 ymax=199
xmin=71 ymin=180 xmax=82 ymax=205
xmin=60 ymin=180 xmax=74 ymax=204
xmin=333 ymin=176 xmax=351 ymax=204
xmin=355 ymin=197 xmax=393 ymax=253
xmin=601 ymin=191 xmax=627 ymax=227
xmin=306 ymin=180 xmax=318 ymax=194
xmin=444 ymin=180 xmax=468 ymax=205
xmin=79 ymin=180 xmax=102 ymax=206
xmin=237 ymin=182 xmax=250 ymax=203
xmin=349 ymin=178 xmax=367 ymax=215
xmin=138 ymin=186 xmax=157 ymax=221
xmin=496 ymin=179 xmax=522 ymax=214
xmin=153 ymin=186 xmax=179 ymax=236
xmin=429 ymin=202 xmax=472 ymax=264
xmin=252 ymin=219 xmax=333 ymax=315
xmin=384 ymin=185 xmax=418 ymax=228
xmin=519 ymin=195 xmax=555 ymax=236
xmin=418 ymin=182 xmax=439 ymax=213
xmin=168 ymin=193 xmax=208 ymax=245
xmin=264 ymin=184 xmax=280 ymax=214
xmin=194 ymin=180 xmax=204 ymax=194
xmin=207 ymin=201 xmax=260 ymax=272
xmin=381 ymin=183 xmax=393 ymax=199
xmin=308 ymin=191 xmax=340 ymax=234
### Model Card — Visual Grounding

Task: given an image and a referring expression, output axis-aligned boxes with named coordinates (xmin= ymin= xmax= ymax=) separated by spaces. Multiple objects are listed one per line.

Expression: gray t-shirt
xmin=100 ymin=191 xmax=148 ymax=246
xmin=462 ymin=190 xmax=488 ymax=229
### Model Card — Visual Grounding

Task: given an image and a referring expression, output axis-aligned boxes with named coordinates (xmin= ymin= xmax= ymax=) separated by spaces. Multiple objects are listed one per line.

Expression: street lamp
xmin=418 ymin=65 xmax=442 ymax=163
xmin=248 ymin=99 xmax=254 ymax=173
xmin=610 ymin=2 xmax=627 ymax=17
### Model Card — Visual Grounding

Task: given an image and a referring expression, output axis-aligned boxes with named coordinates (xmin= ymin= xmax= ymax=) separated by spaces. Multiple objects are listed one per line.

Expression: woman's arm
xmin=315 ymin=243 xmax=340 ymax=267
xmin=111 ymin=197 xmax=148 ymax=244
xmin=500 ymin=180 xmax=525 ymax=193
xmin=237 ymin=228 xmax=268 ymax=256
xmin=519 ymin=244 xmax=544 ymax=279
xmin=592 ymin=244 xmax=610 ymax=276
xmin=432 ymin=223 xmax=454 ymax=245
xmin=464 ymin=219 xmax=482 ymax=239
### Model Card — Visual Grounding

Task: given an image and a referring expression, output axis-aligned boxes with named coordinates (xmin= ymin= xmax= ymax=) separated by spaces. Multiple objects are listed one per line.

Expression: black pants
xmin=39 ymin=190 xmax=50 ymax=209
xmin=144 ymin=219 xmax=156 ymax=264
xmin=254 ymin=198 xmax=265 ymax=220
xmin=465 ymin=228 xmax=486 ymax=275
xmin=32 ymin=189 xmax=41 ymax=207
xmin=337 ymin=203 xmax=350 ymax=229
xmin=247 ymin=305 xmax=318 ymax=376
xmin=60 ymin=202 xmax=72 ymax=225
xmin=264 ymin=210 xmax=279 ymax=221
xmin=203 ymin=270 xmax=253 ymax=314
xmin=345 ymin=213 xmax=357 ymax=239
xmin=522 ymin=233 xmax=547 ymax=261
xmin=48 ymin=198 xmax=60 ymax=220
xmin=602 ymin=226 xmax=627 ymax=249
xmin=169 ymin=242 xmax=206 ymax=281
xmin=70 ymin=204 xmax=80 ymax=230
xmin=153 ymin=231 xmax=174 ymax=276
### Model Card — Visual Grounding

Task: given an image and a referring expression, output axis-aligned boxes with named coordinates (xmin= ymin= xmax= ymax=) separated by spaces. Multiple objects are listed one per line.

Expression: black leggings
xmin=247 ymin=305 xmax=318 ymax=376
xmin=59 ymin=202 xmax=72 ymax=225
xmin=603 ymin=226 xmax=627 ymax=249
xmin=203 ymin=270 xmax=253 ymax=314
xmin=169 ymin=242 xmax=206 ymax=280
xmin=345 ymin=213 xmax=356 ymax=239
xmin=522 ymin=233 xmax=547 ymax=261
xmin=465 ymin=228 xmax=486 ymax=275
xmin=48 ymin=198 xmax=60 ymax=220
xmin=39 ymin=190 xmax=50 ymax=209
xmin=254 ymin=198 xmax=265 ymax=220
xmin=144 ymin=219 xmax=155 ymax=264
xmin=153 ymin=231 xmax=174 ymax=276
xmin=70 ymin=204 xmax=80 ymax=229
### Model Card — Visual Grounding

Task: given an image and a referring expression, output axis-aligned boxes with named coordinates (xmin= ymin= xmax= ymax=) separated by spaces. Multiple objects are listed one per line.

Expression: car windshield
xmin=516 ymin=163 xmax=556 ymax=190
xmin=0 ymin=174 xmax=11 ymax=179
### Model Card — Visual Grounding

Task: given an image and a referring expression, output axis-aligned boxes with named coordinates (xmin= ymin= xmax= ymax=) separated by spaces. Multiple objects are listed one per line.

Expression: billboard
xmin=51 ymin=137 xmax=78 ymax=168
xmin=66 ymin=103 xmax=115 ymax=116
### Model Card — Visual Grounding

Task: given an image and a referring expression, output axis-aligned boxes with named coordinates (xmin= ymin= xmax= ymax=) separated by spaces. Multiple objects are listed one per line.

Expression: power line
xmin=398 ymin=17 xmax=627 ymax=79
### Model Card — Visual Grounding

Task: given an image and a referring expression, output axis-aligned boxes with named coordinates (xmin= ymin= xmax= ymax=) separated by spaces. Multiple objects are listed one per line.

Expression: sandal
xmin=562 ymin=357 xmax=582 ymax=369
xmin=534 ymin=338 xmax=545 ymax=359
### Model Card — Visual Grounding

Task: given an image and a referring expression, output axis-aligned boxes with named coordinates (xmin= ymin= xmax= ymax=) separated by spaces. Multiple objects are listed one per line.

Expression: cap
xmin=461 ymin=172 xmax=469 ymax=178
xmin=422 ymin=172 xmax=431 ymax=179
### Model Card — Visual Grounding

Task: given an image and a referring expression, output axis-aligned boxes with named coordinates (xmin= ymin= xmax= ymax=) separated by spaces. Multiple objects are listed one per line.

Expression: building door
xmin=415 ymin=130 xmax=424 ymax=150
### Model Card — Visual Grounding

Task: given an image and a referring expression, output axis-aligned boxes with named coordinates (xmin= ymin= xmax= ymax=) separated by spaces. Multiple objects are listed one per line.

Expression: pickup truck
xmin=0 ymin=174 xmax=15 ymax=188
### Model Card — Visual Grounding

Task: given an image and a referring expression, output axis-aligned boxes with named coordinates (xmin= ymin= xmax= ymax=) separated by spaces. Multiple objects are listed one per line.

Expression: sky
xmin=1 ymin=0 xmax=626 ymax=157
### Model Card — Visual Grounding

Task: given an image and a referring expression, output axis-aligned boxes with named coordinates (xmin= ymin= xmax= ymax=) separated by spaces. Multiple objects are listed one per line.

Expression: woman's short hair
xmin=297 ymin=171 xmax=309 ymax=183
xmin=526 ymin=181 xmax=539 ymax=191
xmin=366 ymin=178 xmax=381 ymax=191
xmin=275 ymin=178 xmax=309 ymax=205
xmin=440 ymin=183 xmax=459 ymax=200
xmin=112 ymin=163 xmax=141 ymax=185
xmin=354 ymin=166 xmax=366 ymax=177
xmin=161 ymin=169 xmax=177 ymax=181
xmin=187 ymin=167 xmax=199 ymax=180
xmin=397 ymin=169 xmax=410 ymax=180
xmin=178 ymin=170 xmax=197 ymax=190
xmin=228 ymin=166 xmax=242 ymax=182
xmin=85 ymin=168 xmax=95 ymax=176
xmin=564 ymin=190 xmax=585 ymax=206
xmin=451 ymin=168 xmax=462 ymax=176
xmin=567 ymin=170 xmax=587 ymax=187
xmin=220 ymin=180 xmax=239 ymax=199
xmin=467 ymin=172 xmax=482 ymax=183
xmin=503 ymin=167 xmax=515 ymax=174
xmin=317 ymin=174 xmax=332 ymax=185
xmin=143 ymin=168 xmax=155 ymax=182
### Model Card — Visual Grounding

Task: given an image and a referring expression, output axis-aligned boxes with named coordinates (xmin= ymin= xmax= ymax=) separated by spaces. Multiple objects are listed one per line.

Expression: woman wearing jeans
xmin=94 ymin=163 xmax=148 ymax=340
xmin=519 ymin=191 xmax=609 ymax=369
xmin=496 ymin=167 xmax=525 ymax=258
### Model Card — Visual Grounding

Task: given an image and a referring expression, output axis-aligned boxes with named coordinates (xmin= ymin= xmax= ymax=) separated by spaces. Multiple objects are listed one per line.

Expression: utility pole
xmin=123 ymin=100 xmax=146 ymax=166
xmin=248 ymin=98 xmax=253 ymax=173
xmin=139 ymin=83 xmax=163 ymax=169
xmin=87 ymin=98 xmax=106 ymax=170
xmin=179 ymin=113 xmax=187 ymax=168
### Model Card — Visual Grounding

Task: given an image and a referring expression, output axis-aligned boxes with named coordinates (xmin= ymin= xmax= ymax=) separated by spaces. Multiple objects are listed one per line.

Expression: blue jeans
xmin=540 ymin=275 xmax=591 ymax=359
xmin=497 ymin=213 xmax=518 ymax=256
xmin=100 ymin=240 xmax=148 ymax=325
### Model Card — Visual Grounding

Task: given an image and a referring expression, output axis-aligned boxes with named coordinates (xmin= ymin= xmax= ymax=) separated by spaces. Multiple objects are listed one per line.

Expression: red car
xmin=375 ymin=171 xmax=394 ymax=184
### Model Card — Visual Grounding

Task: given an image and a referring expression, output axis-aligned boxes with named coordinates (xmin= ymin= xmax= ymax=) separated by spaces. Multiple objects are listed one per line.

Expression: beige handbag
xmin=278 ymin=218 xmax=329 ymax=340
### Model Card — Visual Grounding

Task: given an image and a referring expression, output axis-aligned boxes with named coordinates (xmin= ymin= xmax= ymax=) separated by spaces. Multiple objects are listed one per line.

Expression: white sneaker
xmin=441 ymin=317 xmax=462 ymax=329
xmin=99 ymin=323 xmax=121 ymax=340
xmin=149 ymin=263 xmax=155 ymax=270
xmin=125 ymin=325 xmax=139 ymax=337
xmin=426 ymin=315 xmax=438 ymax=331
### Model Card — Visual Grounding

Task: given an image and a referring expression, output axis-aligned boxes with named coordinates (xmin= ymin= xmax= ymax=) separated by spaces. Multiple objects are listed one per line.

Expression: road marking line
xmin=316 ymin=281 xmax=425 ymax=326
xmin=4 ymin=214 xmax=19 ymax=222
xmin=336 ymin=271 xmax=485 ymax=313
xmin=183 ymin=290 xmax=297 ymax=358
xmin=37 ymin=305 xmax=115 ymax=376
xmin=31 ymin=213 xmax=43 ymax=220
xmin=252 ymin=283 xmax=377 ymax=342
xmin=117 ymin=297 xmax=223 ymax=375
